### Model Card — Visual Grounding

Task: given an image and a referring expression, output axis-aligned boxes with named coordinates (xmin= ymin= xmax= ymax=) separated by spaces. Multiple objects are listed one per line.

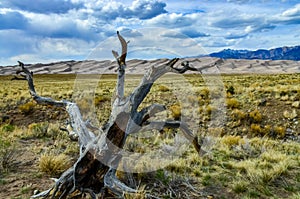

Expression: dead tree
xmin=14 ymin=32 xmax=206 ymax=198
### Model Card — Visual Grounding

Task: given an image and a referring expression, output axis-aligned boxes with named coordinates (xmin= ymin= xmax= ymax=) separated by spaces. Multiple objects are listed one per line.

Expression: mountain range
xmin=1 ymin=45 xmax=300 ymax=75
xmin=209 ymin=45 xmax=300 ymax=61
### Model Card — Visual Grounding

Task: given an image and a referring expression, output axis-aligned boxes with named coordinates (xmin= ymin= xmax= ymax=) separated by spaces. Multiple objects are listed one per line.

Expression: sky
xmin=0 ymin=0 xmax=300 ymax=66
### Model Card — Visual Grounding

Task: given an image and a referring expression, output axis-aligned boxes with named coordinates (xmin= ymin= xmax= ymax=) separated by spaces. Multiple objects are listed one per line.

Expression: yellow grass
xmin=0 ymin=73 xmax=299 ymax=198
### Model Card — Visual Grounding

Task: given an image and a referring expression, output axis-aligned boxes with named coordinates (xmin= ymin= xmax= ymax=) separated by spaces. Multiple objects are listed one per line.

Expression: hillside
xmin=1 ymin=57 xmax=299 ymax=75
xmin=210 ymin=46 xmax=300 ymax=61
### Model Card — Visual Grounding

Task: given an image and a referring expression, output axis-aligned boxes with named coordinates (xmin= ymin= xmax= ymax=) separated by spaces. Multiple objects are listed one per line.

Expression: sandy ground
xmin=1 ymin=58 xmax=300 ymax=75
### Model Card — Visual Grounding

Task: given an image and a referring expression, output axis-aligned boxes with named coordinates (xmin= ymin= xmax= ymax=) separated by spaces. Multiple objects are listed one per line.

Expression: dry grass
xmin=39 ymin=153 xmax=71 ymax=176
xmin=0 ymin=73 xmax=299 ymax=198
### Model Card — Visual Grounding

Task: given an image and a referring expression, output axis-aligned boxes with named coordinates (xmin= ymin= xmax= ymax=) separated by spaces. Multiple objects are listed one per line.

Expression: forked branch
xmin=113 ymin=31 xmax=128 ymax=100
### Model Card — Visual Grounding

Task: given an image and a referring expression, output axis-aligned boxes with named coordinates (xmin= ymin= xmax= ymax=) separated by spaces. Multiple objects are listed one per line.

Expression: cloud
xmin=226 ymin=0 xmax=251 ymax=4
xmin=86 ymin=0 xmax=167 ymax=20
xmin=273 ymin=4 xmax=300 ymax=25
xmin=211 ymin=13 xmax=264 ymax=29
xmin=117 ymin=28 xmax=143 ymax=37
xmin=0 ymin=30 xmax=37 ymax=58
xmin=1 ymin=0 xmax=300 ymax=66
xmin=181 ymin=29 xmax=210 ymax=38
xmin=3 ymin=37 xmax=96 ymax=65
xmin=0 ymin=11 xmax=28 ymax=30
xmin=129 ymin=0 xmax=167 ymax=19
xmin=0 ymin=7 xmax=103 ymax=41
xmin=244 ymin=23 xmax=276 ymax=33
xmin=1 ymin=0 xmax=82 ymax=14
xmin=282 ymin=3 xmax=300 ymax=17
xmin=160 ymin=29 xmax=209 ymax=39
xmin=88 ymin=27 xmax=207 ymax=60
xmin=38 ymin=38 xmax=95 ymax=57
xmin=160 ymin=31 xmax=187 ymax=39
xmin=146 ymin=12 xmax=200 ymax=28
xmin=30 ymin=15 xmax=92 ymax=39
xmin=224 ymin=33 xmax=248 ymax=39
xmin=0 ymin=26 xmax=97 ymax=65
xmin=204 ymin=38 xmax=236 ymax=48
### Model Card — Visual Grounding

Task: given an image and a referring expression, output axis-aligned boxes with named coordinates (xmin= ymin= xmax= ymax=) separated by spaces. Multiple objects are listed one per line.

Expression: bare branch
xmin=112 ymin=31 xmax=129 ymax=100
xmin=140 ymin=120 xmax=202 ymax=154
xmin=139 ymin=104 xmax=166 ymax=123
xmin=117 ymin=31 xmax=127 ymax=66
xmin=125 ymin=104 xmax=166 ymax=134
xmin=129 ymin=58 xmax=180 ymax=112
xmin=171 ymin=61 xmax=199 ymax=73
xmin=104 ymin=168 xmax=137 ymax=195
xmin=12 ymin=61 xmax=95 ymax=148
xmin=11 ymin=76 xmax=26 ymax=81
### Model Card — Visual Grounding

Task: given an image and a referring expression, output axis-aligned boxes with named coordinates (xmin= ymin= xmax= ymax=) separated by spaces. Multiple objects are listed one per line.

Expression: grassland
xmin=0 ymin=73 xmax=299 ymax=199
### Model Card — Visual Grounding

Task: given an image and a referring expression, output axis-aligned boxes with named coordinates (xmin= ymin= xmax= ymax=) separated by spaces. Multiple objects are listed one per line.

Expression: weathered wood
xmin=14 ymin=32 xmax=206 ymax=198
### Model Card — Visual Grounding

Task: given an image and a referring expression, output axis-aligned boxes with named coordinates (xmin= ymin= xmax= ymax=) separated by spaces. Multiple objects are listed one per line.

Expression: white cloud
xmin=282 ymin=3 xmax=300 ymax=17
xmin=272 ymin=3 xmax=300 ymax=25
xmin=1 ymin=0 xmax=300 ymax=65
xmin=82 ymin=0 xmax=167 ymax=20
xmin=88 ymin=27 xmax=207 ymax=60
xmin=0 ymin=30 xmax=37 ymax=57
xmin=146 ymin=12 xmax=201 ymax=28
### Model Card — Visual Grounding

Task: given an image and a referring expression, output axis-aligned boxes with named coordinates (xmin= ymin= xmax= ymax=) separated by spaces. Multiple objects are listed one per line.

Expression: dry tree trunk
xmin=13 ymin=32 xmax=213 ymax=199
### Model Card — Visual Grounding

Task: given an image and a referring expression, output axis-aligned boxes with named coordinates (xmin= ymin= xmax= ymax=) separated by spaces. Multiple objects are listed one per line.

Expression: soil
xmin=0 ymin=104 xmax=238 ymax=199
xmin=1 ymin=104 xmax=68 ymax=127
xmin=0 ymin=75 xmax=299 ymax=198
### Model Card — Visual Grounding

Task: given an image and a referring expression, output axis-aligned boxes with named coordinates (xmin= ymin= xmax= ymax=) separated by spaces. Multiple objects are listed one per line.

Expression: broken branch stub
xmin=14 ymin=31 xmax=203 ymax=198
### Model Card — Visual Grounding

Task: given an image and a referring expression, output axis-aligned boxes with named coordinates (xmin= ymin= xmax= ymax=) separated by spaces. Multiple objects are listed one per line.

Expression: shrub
xmin=231 ymin=109 xmax=246 ymax=121
xmin=226 ymin=98 xmax=240 ymax=109
xmin=0 ymin=136 xmax=17 ymax=173
xmin=204 ymin=105 xmax=217 ymax=116
xmin=262 ymin=125 xmax=272 ymax=136
xmin=155 ymin=169 xmax=171 ymax=185
xmin=26 ymin=122 xmax=49 ymax=139
xmin=250 ymin=124 xmax=263 ymax=136
xmin=94 ymin=95 xmax=111 ymax=106
xmin=18 ymin=101 xmax=35 ymax=115
xmin=227 ymin=85 xmax=235 ymax=95
xmin=222 ymin=135 xmax=243 ymax=147
xmin=124 ymin=185 xmax=146 ymax=199
xmin=77 ymin=99 xmax=92 ymax=113
xmin=232 ymin=180 xmax=248 ymax=194
xmin=169 ymin=104 xmax=181 ymax=120
xmin=39 ymin=153 xmax=70 ymax=176
xmin=197 ymin=88 xmax=210 ymax=99
xmin=1 ymin=124 xmax=15 ymax=132
xmin=249 ymin=109 xmax=262 ymax=123
xmin=273 ymin=126 xmax=286 ymax=138
xmin=157 ymin=85 xmax=170 ymax=92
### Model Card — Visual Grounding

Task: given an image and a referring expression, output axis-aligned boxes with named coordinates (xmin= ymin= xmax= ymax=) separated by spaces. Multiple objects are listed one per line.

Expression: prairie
xmin=0 ymin=73 xmax=299 ymax=199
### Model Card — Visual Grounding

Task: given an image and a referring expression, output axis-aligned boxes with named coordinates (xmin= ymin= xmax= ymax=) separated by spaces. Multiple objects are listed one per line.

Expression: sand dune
xmin=1 ymin=58 xmax=299 ymax=75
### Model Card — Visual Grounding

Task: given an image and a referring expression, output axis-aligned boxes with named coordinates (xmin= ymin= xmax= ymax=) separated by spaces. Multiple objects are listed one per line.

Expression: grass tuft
xmin=249 ymin=109 xmax=262 ymax=123
xmin=39 ymin=153 xmax=70 ymax=176
xmin=18 ymin=101 xmax=36 ymax=115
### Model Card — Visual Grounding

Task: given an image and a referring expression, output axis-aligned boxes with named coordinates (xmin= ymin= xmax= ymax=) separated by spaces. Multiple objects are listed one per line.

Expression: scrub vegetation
xmin=0 ymin=72 xmax=299 ymax=198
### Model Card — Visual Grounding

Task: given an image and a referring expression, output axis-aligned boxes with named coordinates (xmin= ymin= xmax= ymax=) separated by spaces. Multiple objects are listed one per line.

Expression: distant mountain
xmin=209 ymin=46 xmax=300 ymax=61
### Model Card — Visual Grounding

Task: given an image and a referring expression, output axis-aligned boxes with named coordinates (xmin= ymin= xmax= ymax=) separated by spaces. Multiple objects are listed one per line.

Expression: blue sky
xmin=0 ymin=0 xmax=300 ymax=66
